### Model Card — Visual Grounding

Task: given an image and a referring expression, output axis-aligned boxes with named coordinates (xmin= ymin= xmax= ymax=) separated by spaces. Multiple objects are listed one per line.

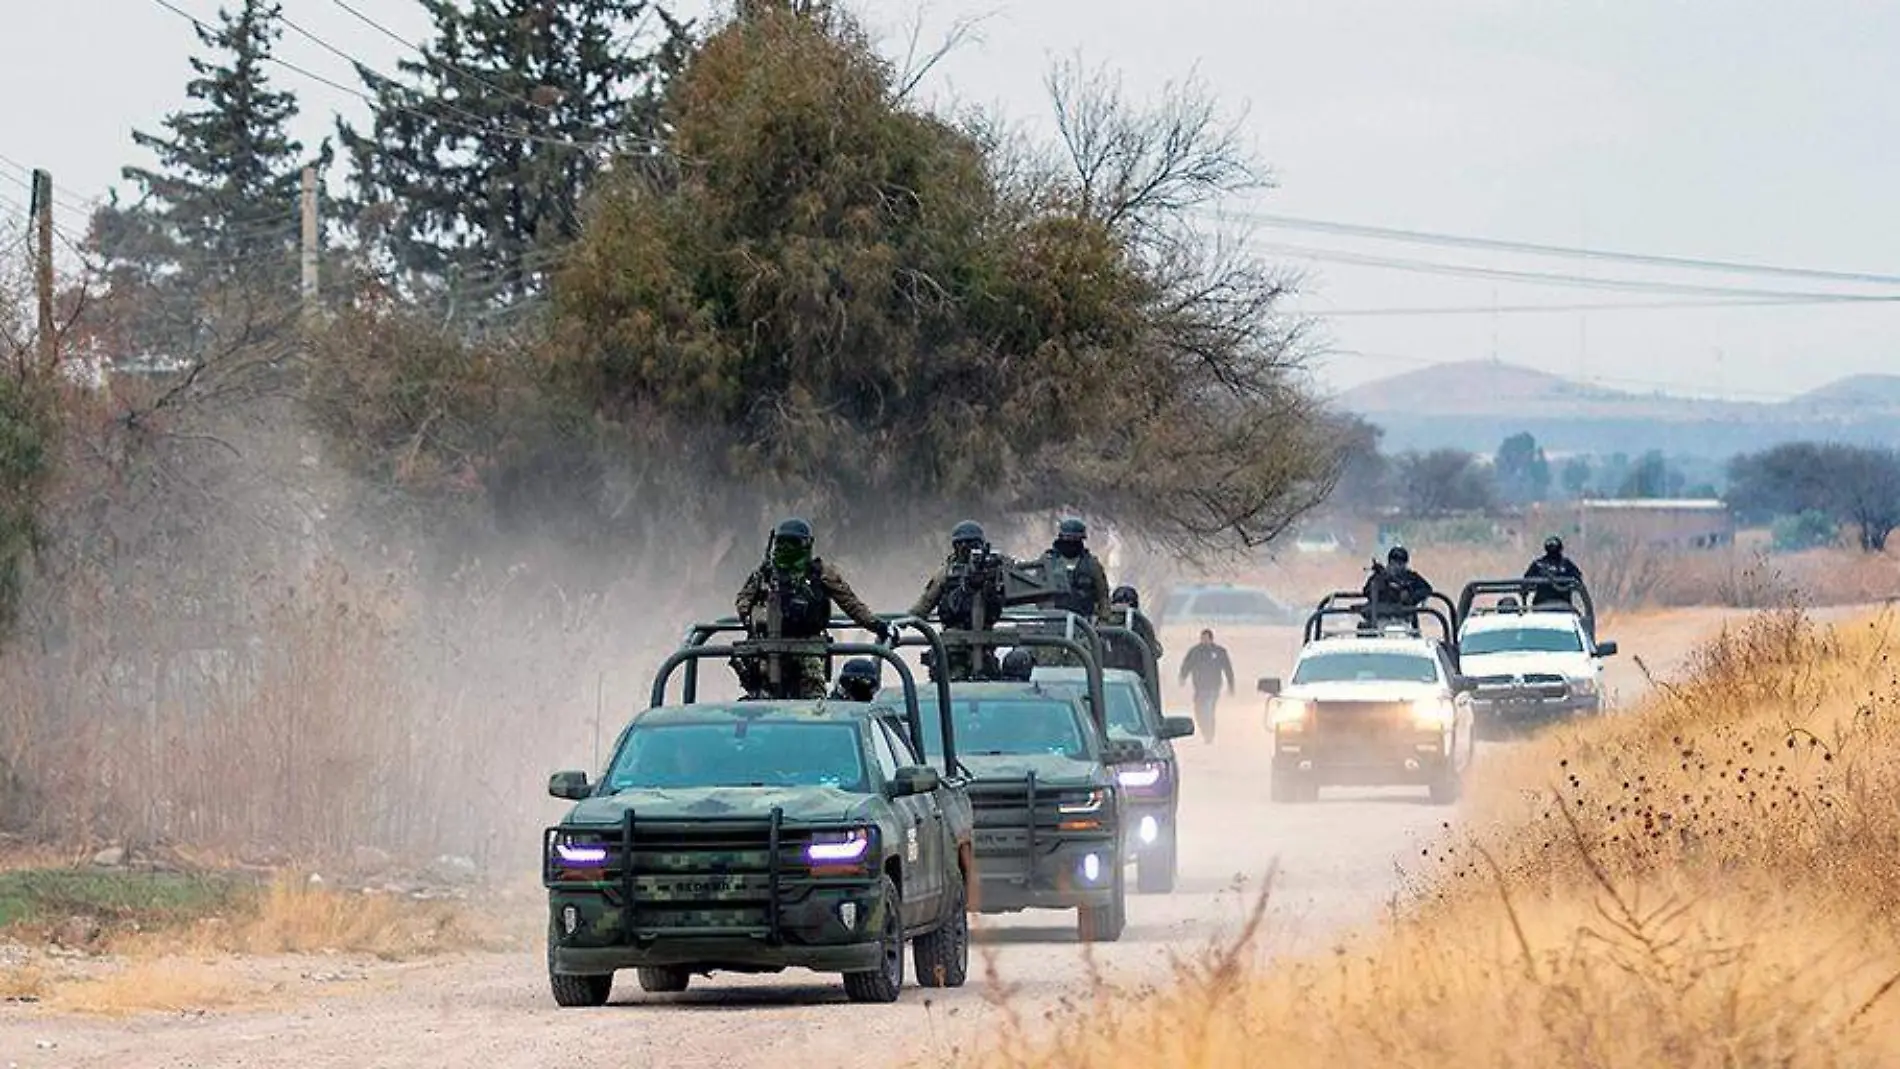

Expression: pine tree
xmin=337 ymin=0 xmax=690 ymax=312
xmin=92 ymin=0 xmax=318 ymax=350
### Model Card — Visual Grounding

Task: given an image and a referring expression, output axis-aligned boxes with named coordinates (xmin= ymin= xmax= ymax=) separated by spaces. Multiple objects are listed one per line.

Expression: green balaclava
xmin=773 ymin=535 xmax=812 ymax=573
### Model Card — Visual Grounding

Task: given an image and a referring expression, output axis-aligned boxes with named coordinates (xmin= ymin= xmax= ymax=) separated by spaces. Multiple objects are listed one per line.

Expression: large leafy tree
xmin=92 ymin=0 xmax=317 ymax=351
xmin=337 ymin=0 xmax=690 ymax=311
xmin=550 ymin=1 xmax=1337 ymax=553
xmin=1494 ymin=431 xmax=1551 ymax=504
xmin=1728 ymin=441 xmax=1900 ymax=552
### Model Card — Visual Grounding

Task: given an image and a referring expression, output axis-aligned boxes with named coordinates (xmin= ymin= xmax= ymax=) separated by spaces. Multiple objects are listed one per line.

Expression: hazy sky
xmin=4 ymin=0 xmax=1896 ymax=402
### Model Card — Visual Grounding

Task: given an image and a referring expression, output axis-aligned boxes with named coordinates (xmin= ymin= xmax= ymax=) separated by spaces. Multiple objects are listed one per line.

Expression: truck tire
xmin=843 ymin=875 xmax=905 ymax=1003
xmin=912 ymin=870 xmax=969 ymax=988
xmin=1076 ymin=863 xmax=1126 ymax=943
xmin=547 ymin=920 xmax=613 ymax=1008
xmin=1428 ymin=767 xmax=1463 ymax=805
xmin=1135 ymin=823 xmax=1177 ymax=894
xmin=636 ymin=966 xmax=691 ymax=993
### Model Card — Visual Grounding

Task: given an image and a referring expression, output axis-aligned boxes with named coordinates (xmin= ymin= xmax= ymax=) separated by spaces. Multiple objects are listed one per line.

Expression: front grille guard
xmin=543 ymin=805 xmax=789 ymax=946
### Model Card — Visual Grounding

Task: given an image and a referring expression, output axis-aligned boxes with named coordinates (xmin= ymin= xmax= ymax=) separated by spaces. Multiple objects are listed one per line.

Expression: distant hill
xmin=1334 ymin=361 xmax=1900 ymax=457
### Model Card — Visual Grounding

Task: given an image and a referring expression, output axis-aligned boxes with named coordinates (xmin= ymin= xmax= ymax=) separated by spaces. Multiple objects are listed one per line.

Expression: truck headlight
xmin=1570 ymin=676 xmax=1599 ymax=697
xmin=806 ymin=827 xmax=874 ymax=862
xmin=1269 ymin=698 xmax=1311 ymax=729
xmin=1115 ymin=762 xmax=1167 ymax=792
xmin=1058 ymin=789 xmax=1108 ymax=815
xmin=1411 ymin=699 xmax=1455 ymax=729
xmin=552 ymin=835 xmax=609 ymax=866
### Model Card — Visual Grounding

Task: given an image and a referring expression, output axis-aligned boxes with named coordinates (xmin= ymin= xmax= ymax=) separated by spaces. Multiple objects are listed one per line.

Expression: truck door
xmin=872 ymin=719 xmax=942 ymax=923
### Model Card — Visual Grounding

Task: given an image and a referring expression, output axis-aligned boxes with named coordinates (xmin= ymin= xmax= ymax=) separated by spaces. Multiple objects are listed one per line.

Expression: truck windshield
xmin=1036 ymin=679 xmax=1149 ymax=738
xmin=917 ymin=698 xmax=1089 ymax=759
xmin=1461 ymin=627 xmax=1584 ymax=655
xmin=603 ymin=720 xmax=867 ymax=792
xmin=1291 ymin=651 xmax=1439 ymax=685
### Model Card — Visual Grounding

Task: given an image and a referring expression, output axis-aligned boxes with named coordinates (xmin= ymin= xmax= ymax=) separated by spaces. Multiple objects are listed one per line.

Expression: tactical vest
xmin=939 ymin=558 xmax=1003 ymax=631
xmin=764 ymin=560 xmax=832 ymax=638
xmin=1044 ymin=549 xmax=1101 ymax=617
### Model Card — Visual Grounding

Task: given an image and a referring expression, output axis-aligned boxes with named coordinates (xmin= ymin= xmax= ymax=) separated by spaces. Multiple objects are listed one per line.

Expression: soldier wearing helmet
xmin=1525 ymin=534 xmax=1585 ymax=607
xmin=910 ymin=519 xmax=1008 ymax=681
xmin=734 ymin=517 xmax=890 ymax=699
xmin=1361 ymin=544 xmax=1434 ymax=623
xmin=1103 ymin=585 xmax=1162 ymax=673
xmin=829 ymin=657 xmax=882 ymax=702
xmin=1043 ymin=517 xmax=1111 ymax=623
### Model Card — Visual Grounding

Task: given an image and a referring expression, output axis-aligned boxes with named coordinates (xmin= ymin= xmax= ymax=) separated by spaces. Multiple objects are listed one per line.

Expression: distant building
xmin=1529 ymin=498 xmax=1735 ymax=551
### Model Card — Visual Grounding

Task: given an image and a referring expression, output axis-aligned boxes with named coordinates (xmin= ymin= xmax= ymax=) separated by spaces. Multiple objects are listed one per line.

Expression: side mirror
xmin=888 ymin=765 xmax=941 ymax=797
xmin=1257 ymin=677 xmax=1282 ymax=696
xmin=549 ymin=770 xmax=592 ymax=801
xmin=1102 ymin=739 xmax=1147 ymax=766
xmin=1594 ymin=640 xmax=1619 ymax=658
xmin=1159 ymin=716 xmax=1196 ymax=740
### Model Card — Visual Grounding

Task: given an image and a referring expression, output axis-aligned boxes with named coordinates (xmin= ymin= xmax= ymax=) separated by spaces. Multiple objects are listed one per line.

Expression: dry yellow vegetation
xmin=983 ymin=604 xmax=1900 ymax=1068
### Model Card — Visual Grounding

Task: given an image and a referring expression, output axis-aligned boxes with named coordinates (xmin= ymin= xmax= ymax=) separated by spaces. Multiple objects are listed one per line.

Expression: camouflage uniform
xmin=910 ymin=558 xmax=1008 ymax=681
xmin=735 ymin=556 xmax=885 ymax=700
xmin=1102 ymin=604 xmax=1162 ymax=674
xmin=1031 ymin=537 xmax=1112 ymax=668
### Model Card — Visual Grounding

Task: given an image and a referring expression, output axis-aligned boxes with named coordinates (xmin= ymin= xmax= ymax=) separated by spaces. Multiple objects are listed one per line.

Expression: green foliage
xmin=0 ymin=373 xmax=53 ymax=639
xmin=1560 ymin=456 xmax=1592 ymax=499
xmin=1617 ymin=450 xmax=1685 ymax=499
xmin=93 ymin=0 xmax=318 ymax=352
xmin=1770 ymin=509 xmax=1839 ymax=553
xmin=548 ymin=3 xmax=1335 ymax=551
xmin=338 ymin=0 xmax=689 ymax=309
xmin=0 ymin=868 xmax=251 ymax=930
xmin=1393 ymin=448 xmax=1496 ymax=516
xmin=1730 ymin=442 xmax=1900 ymax=552
xmin=1494 ymin=431 xmax=1551 ymax=504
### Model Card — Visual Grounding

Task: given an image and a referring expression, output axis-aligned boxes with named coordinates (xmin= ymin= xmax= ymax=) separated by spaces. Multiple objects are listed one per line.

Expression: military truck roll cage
xmin=940 ymin=607 xmax=1113 ymax=737
xmin=663 ymin=613 xmax=962 ymax=774
xmin=1455 ymin=578 xmax=1597 ymax=644
xmin=1306 ymin=590 xmax=1459 ymax=653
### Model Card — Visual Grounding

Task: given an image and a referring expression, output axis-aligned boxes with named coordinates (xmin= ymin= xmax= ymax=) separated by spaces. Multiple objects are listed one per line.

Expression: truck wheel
xmin=636 ymin=966 xmax=691 ymax=994
xmin=1429 ymin=767 xmax=1463 ymax=805
xmin=1077 ymin=863 xmax=1126 ymax=943
xmin=913 ymin=870 xmax=969 ymax=988
xmin=843 ymin=875 xmax=905 ymax=1003
xmin=1269 ymin=772 xmax=1295 ymax=804
xmin=1135 ymin=824 xmax=1177 ymax=894
xmin=547 ymin=920 xmax=613 ymax=1008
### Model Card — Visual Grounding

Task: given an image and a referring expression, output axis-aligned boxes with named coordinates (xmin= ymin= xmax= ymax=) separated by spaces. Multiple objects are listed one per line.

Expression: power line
xmin=325 ymin=0 xmax=562 ymax=120
xmin=145 ymin=0 xmax=642 ymax=154
xmin=1300 ymin=295 xmax=1900 ymax=318
xmin=1199 ymin=206 xmax=1900 ymax=288
xmin=1255 ymin=240 xmax=1900 ymax=302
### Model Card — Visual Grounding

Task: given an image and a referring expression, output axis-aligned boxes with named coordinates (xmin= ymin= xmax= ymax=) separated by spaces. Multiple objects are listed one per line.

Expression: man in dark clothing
xmin=1525 ymin=535 xmax=1586 ymax=607
xmin=1032 ymin=517 xmax=1112 ymax=668
xmin=734 ymin=517 xmax=891 ymax=699
xmin=1361 ymin=545 xmax=1433 ymax=624
xmin=1103 ymin=585 xmax=1163 ymax=674
xmin=830 ymin=658 xmax=881 ymax=702
xmin=1177 ymin=629 xmax=1234 ymax=743
xmin=910 ymin=519 xmax=1007 ymax=681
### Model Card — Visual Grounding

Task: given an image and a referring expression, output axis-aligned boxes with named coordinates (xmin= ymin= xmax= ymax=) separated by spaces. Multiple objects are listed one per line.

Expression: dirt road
xmin=1 ymin=605 xmax=1867 ymax=1069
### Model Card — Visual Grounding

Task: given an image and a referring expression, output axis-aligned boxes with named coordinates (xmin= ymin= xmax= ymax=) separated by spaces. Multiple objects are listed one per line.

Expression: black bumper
xmin=967 ymin=828 xmax=1119 ymax=913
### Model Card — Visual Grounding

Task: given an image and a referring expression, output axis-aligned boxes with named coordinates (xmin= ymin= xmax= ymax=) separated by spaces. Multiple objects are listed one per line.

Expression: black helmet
xmin=774 ymin=517 xmax=813 ymax=544
xmin=1000 ymin=648 xmax=1034 ymax=680
xmin=838 ymin=657 xmax=879 ymax=683
xmin=1111 ymin=585 xmax=1139 ymax=607
xmin=1387 ymin=545 xmax=1410 ymax=566
xmin=1544 ymin=535 xmax=1564 ymax=555
xmin=951 ymin=520 xmax=985 ymax=545
xmin=1057 ymin=517 xmax=1087 ymax=542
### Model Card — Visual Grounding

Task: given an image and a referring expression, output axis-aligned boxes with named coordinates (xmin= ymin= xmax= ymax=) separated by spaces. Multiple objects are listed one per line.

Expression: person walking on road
xmin=1178 ymin=629 xmax=1235 ymax=743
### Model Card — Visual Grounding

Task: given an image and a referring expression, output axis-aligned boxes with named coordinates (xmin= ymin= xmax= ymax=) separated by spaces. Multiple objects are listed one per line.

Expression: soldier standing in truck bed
xmin=734 ymin=517 xmax=891 ymax=699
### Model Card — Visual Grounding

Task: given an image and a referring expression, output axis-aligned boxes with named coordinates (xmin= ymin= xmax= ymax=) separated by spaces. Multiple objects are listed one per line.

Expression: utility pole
xmin=30 ymin=168 xmax=54 ymax=369
xmin=300 ymin=165 xmax=319 ymax=330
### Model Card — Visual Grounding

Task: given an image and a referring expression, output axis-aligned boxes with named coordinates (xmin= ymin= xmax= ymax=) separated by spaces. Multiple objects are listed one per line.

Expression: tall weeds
xmin=979 ymin=604 xmax=1900 ymax=1068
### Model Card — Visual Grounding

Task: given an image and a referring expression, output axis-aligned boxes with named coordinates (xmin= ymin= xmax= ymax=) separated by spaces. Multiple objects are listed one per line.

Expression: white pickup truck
xmin=1453 ymin=581 xmax=1618 ymax=736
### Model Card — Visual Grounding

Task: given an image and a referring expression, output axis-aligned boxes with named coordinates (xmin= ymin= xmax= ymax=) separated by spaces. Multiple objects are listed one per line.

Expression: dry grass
xmin=0 ymin=962 xmax=46 ymax=1002
xmin=41 ymin=960 xmax=263 ymax=1017
xmin=979 ymin=604 xmax=1900 ymax=1068
xmin=107 ymin=874 xmax=489 ymax=961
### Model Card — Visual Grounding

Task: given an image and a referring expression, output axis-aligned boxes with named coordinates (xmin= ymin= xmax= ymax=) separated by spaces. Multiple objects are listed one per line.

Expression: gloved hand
xmin=871 ymin=621 xmax=894 ymax=646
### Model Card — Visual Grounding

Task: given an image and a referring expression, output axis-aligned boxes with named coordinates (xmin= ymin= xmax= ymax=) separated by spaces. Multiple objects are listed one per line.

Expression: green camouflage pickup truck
xmin=542 ymin=619 xmax=975 ymax=1007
